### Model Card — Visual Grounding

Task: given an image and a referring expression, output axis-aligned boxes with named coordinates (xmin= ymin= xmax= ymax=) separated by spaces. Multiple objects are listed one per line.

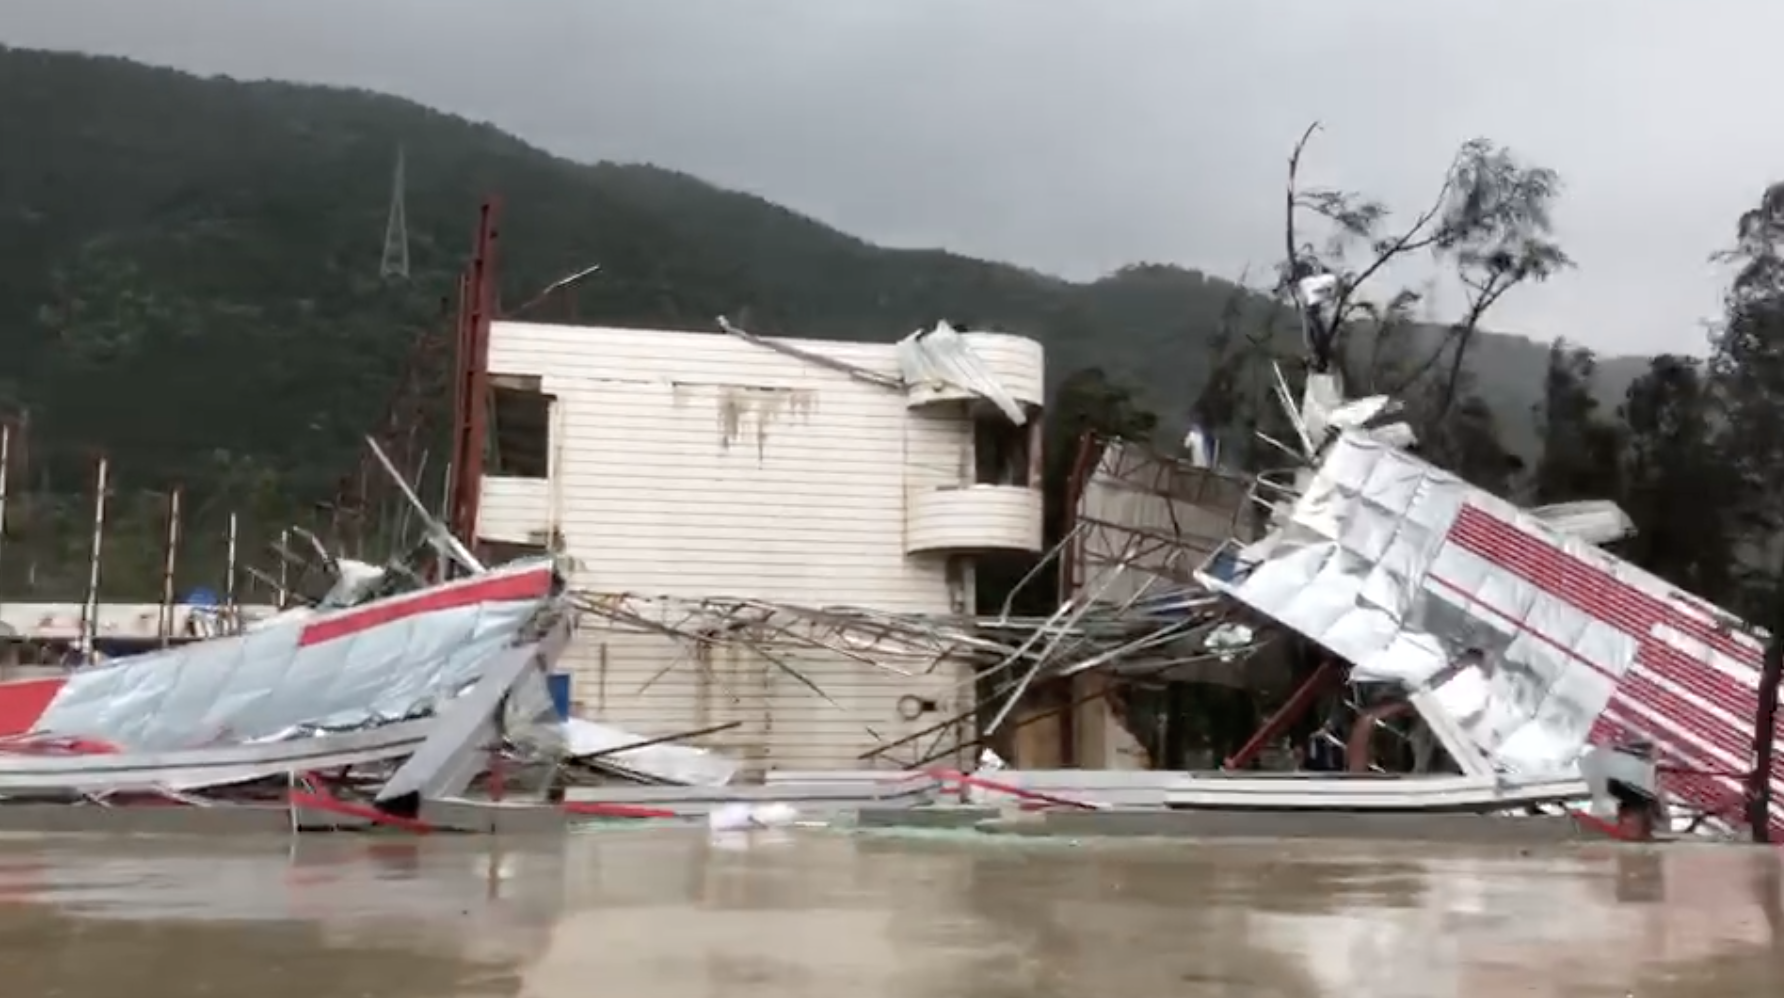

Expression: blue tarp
xmin=546 ymin=673 xmax=572 ymax=720
xmin=181 ymin=587 xmax=221 ymax=607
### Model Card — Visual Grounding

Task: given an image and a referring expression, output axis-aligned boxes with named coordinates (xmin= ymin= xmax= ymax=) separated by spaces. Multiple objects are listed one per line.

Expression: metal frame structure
xmin=566 ymin=585 xmax=1269 ymax=771
xmin=1059 ymin=434 xmax=1254 ymax=606
xmin=448 ymin=200 xmax=500 ymax=552
xmin=317 ymin=198 xmax=501 ymax=575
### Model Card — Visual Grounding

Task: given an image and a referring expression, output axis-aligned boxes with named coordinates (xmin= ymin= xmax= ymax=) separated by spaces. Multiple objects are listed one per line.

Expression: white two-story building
xmin=473 ymin=321 xmax=1045 ymax=772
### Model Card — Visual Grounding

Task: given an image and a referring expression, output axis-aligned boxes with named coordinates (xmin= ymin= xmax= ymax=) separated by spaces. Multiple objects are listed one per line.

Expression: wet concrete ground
xmin=0 ymin=828 xmax=1778 ymax=997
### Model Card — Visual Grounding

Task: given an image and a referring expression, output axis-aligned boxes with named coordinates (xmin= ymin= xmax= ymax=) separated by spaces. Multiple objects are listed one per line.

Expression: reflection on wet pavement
xmin=0 ymin=829 xmax=1777 ymax=996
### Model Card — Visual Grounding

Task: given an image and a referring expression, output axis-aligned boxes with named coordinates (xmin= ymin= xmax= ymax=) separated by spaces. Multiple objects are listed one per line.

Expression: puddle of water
xmin=0 ymin=830 xmax=1776 ymax=996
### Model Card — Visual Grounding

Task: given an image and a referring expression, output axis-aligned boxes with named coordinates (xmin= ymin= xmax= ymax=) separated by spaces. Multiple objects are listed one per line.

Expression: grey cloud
xmin=3 ymin=0 xmax=1780 ymax=355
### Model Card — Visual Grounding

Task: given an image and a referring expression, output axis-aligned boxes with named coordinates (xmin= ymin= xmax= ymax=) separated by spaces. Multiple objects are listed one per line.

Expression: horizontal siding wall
xmin=484 ymin=321 xmax=996 ymax=771
xmin=478 ymin=478 xmax=551 ymax=545
xmin=563 ymin=624 xmax=974 ymax=773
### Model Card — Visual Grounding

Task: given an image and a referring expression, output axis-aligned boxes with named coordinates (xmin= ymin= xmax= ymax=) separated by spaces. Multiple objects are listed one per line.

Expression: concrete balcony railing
xmin=905 ymin=484 xmax=1043 ymax=554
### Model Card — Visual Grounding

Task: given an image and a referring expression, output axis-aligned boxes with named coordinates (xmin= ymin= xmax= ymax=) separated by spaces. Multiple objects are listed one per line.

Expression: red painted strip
xmin=1448 ymin=510 xmax=1784 ymax=739
xmin=1617 ymin=671 xmax=1784 ymax=786
xmin=1436 ymin=564 xmax=1784 ymax=816
xmin=927 ymin=768 xmax=1101 ymax=810
xmin=1637 ymin=641 xmax=1762 ymax=731
xmin=561 ymin=801 xmax=679 ymax=820
xmin=1426 ymin=571 xmax=1618 ymax=683
xmin=0 ymin=678 xmax=66 ymax=737
xmin=289 ymin=788 xmax=436 ymax=834
xmin=1441 ymin=504 xmax=1780 ymax=770
xmin=1597 ymin=705 xmax=1722 ymax=779
xmin=297 ymin=567 xmax=553 ymax=647
xmin=1450 ymin=508 xmax=1762 ymax=671
xmin=0 ymin=735 xmax=119 ymax=756
xmin=1566 ymin=807 xmax=1637 ymax=841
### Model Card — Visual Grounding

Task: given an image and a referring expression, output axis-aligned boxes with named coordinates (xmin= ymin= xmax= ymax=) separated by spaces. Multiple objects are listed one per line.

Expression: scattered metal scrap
xmin=570 ymin=573 xmax=1272 ymax=772
xmin=678 ymin=295 xmax=1784 ymax=843
xmin=0 ymin=279 xmax=1768 ymax=849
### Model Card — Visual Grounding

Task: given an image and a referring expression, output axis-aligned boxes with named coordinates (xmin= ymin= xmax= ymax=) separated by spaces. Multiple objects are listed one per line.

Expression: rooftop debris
xmin=0 ymin=438 xmax=736 ymax=826
xmin=0 ymin=298 xmax=1770 ymax=845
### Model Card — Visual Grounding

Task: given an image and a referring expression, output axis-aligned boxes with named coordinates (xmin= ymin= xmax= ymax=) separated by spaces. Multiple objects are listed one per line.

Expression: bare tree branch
xmin=1282 ymin=120 xmax=1321 ymax=295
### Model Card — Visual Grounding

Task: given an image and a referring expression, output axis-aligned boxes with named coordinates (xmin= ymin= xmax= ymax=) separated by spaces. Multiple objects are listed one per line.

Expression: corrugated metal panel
xmin=481 ymin=322 xmax=1019 ymax=771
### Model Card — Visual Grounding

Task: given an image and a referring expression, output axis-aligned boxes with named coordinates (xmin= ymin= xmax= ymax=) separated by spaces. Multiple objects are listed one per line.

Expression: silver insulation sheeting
xmin=0 ymin=559 xmax=577 ymax=795
xmin=1201 ymin=429 xmax=1780 ymax=834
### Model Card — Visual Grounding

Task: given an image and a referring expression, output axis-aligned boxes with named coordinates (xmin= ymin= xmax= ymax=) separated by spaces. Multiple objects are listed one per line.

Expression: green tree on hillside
xmin=1707 ymin=180 xmax=1784 ymax=842
xmin=1615 ymin=354 xmax=1733 ymax=599
xmin=1531 ymin=340 xmax=1623 ymax=505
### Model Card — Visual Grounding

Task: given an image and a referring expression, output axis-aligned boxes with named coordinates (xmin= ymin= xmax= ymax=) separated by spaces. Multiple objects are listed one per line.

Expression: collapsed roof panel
xmin=6 ymin=559 xmax=559 ymax=754
xmin=895 ymin=321 xmax=1029 ymax=424
xmin=0 ymin=558 xmax=572 ymax=796
xmin=1202 ymin=429 xmax=1782 ymax=837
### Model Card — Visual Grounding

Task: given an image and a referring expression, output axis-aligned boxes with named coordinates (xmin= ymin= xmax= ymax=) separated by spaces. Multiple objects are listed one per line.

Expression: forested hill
xmin=0 ymin=45 xmax=1643 ymax=595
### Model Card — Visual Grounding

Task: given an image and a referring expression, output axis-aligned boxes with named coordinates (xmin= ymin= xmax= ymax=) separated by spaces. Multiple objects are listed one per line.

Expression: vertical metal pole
xmin=0 ymin=422 xmax=11 ymax=613
xmin=276 ymin=527 xmax=290 ymax=610
xmin=433 ymin=459 xmax=454 ymax=583
xmin=1223 ymin=658 xmax=1340 ymax=770
xmin=79 ymin=455 xmax=109 ymax=666
xmin=1056 ymin=432 xmax=1103 ymax=608
xmin=449 ymin=199 xmax=500 ymax=556
xmin=158 ymin=487 xmax=182 ymax=647
xmin=224 ymin=512 xmax=239 ymax=611
xmin=353 ymin=461 xmax=371 ymax=561
xmin=438 ymin=459 xmax=453 ymax=520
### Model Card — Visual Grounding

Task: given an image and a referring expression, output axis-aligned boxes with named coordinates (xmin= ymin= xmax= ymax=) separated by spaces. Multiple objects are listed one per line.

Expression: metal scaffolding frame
xmin=1061 ymin=435 xmax=1255 ymax=605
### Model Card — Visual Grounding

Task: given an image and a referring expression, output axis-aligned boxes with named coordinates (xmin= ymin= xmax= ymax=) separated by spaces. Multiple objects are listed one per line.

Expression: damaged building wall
xmin=478 ymin=321 xmax=1042 ymax=771
xmin=560 ymin=617 xmax=972 ymax=774
xmin=1043 ymin=440 xmax=1257 ymax=769
xmin=1069 ymin=441 xmax=1255 ymax=603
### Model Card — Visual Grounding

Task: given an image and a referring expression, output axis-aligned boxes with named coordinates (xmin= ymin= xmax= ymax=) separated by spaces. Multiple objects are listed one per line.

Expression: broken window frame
xmin=486 ymin=373 xmax=554 ymax=479
xmin=969 ymin=401 xmax=1037 ymax=487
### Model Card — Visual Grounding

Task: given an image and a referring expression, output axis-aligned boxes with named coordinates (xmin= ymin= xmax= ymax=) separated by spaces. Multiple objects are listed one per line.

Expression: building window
xmin=972 ymin=414 xmax=1031 ymax=486
xmin=487 ymin=374 xmax=552 ymax=479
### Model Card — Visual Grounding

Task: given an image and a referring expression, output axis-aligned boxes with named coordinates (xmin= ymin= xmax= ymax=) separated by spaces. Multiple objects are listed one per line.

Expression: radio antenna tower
xmin=380 ymin=144 xmax=411 ymax=281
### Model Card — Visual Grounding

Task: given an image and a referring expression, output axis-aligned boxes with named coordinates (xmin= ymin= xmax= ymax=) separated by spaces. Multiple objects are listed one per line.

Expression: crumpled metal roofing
xmin=1200 ymin=430 xmax=1782 ymax=837
xmin=3 ymin=558 xmax=559 ymax=754
xmin=895 ymin=321 xmax=1028 ymax=424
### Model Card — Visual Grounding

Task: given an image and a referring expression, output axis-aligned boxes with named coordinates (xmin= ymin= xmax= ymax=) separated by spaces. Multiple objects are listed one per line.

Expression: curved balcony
xmin=906 ymin=484 xmax=1043 ymax=554
xmin=904 ymin=332 xmax=1045 ymax=413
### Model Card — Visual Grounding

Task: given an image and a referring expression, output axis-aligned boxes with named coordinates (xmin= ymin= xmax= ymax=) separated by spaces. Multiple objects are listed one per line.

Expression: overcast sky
xmin=2 ymin=0 xmax=1776 ymax=356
